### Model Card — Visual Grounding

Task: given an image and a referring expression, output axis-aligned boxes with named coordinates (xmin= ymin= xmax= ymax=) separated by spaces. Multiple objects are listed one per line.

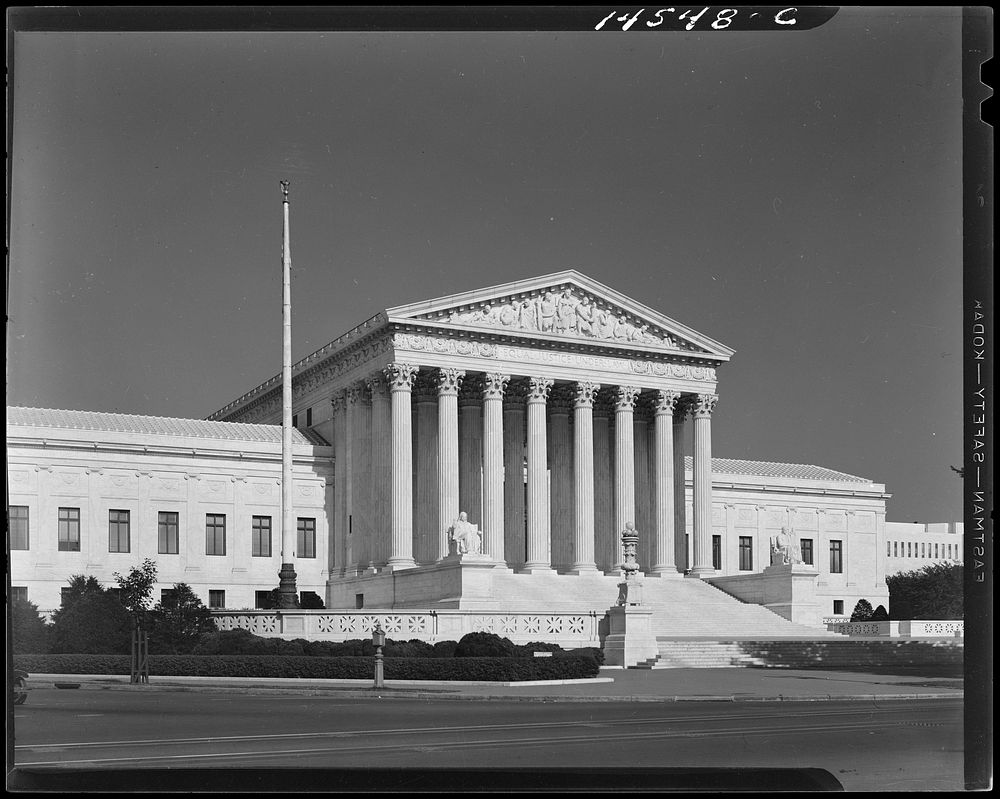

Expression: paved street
xmin=12 ymin=689 xmax=963 ymax=791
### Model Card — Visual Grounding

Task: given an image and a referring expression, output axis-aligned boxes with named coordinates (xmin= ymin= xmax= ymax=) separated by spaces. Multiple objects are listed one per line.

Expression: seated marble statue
xmin=770 ymin=526 xmax=802 ymax=565
xmin=451 ymin=511 xmax=482 ymax=555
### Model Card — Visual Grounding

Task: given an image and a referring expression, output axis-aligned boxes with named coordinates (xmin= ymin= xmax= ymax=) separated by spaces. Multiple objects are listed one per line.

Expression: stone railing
xmin=826 ymin=619 xmax=964 ymax=638
xmin=212 ymin=609 xmax=606 ymax=647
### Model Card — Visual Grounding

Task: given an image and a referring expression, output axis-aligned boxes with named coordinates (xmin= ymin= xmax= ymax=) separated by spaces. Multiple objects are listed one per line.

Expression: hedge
xmin=14 ymin=653 xmax=601 ymax=681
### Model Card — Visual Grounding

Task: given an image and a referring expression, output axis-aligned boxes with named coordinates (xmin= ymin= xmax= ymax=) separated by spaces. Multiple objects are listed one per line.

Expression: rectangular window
xmin=11 ymin=586 xmax=28 ymax=604
xmin=921 ymin=543 xmax=925 ymax=558
xmin=160 ymin=588 xmax=176 ymax=604
xmin=292 ymin=414 xmax=298 ymax=428
xmin=934 ymin=543 xmax=938 ymax=559
xmin=255 ymin=590 xmax=273 ymax=609
xmin=208 ymin=590 xmax=225 ymax=609
xmin=833 ymin=599 xmax=844 ymax=615
xmin=109 ymin=509 xmax=130 ymax=553
xmin=10 ymin=506 xmax=29 ymax=550
xmin=60 ymin=587 xmax=72 ymax=606
xmin=712 ymin=535 xmax=721 ymax=570
xmin=893 ymin=541 xmax=898 ymax=557
xmin=252 ymin=516 xmax=272 ymax=557
xmin=206 ymin=514 xmax=226 ymax=556
xmin=886 ymin=541 xmax=891 ymax=558
xmin=158 ymin=511 xmax=179 ymax=554
xmin=801 ymin=538 xmax=814 ymax=566
xmin=306 ymin=407 xmax=313 ymax=427
xmin=907 ymin=542 xmax=912 ymax=558
xmin=58 ymin=507 xmax=81 ymax=551
xmin=297 ymin=517 xmax=316 ymax=559
xmin=830 ymin=540 xmax=843 ymax=573
xmin=738 ymin=536 xmax=753 ymax=571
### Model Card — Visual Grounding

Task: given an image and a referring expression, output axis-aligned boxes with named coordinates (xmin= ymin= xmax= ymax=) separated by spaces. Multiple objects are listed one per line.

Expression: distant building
xmin=884 ymin=522 xmax=964 ymax=575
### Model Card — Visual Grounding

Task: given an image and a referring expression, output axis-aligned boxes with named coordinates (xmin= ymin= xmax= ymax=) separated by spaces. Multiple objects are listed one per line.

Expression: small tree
xmin=11 ymin=599 xmax=51 ymax=654
xmin=114 ymin=559 xmax=158 ymax=683
xmin=850 ymin=599 xmax=874 ymax=622
xmin=148 ymin=583 xmax=216 ymax=654
xmin=871 ymin=604 xmax=889 ymax=621
xmin=50 ymin=576 xmax=130 ymax=654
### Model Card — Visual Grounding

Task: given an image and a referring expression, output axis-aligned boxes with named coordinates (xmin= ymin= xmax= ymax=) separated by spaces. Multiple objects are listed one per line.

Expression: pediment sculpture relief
xmin=438 ymin=289 xmax=692 ymax=349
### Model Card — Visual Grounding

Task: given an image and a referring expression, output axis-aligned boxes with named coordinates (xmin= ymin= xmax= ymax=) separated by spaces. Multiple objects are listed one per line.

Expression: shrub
xmin=454 ymin=632 xmax=517 ymax=658
xmin=871 ymin=605 xmax=889 ymax=621
xmin=11 ymin=599 xmax=51 ymax=654
xmin=13 ymin=653 xmax=601 ymax=681
xmin=850 ymin=599 xmax=874 ymax=622
xmin=887 ymin=562 xmax=963 ymax=620
xmin=148 ymin=584 xmax=216 ymax=654
xmin=49 ymin=576 xmax=130 ymax=654
xmin=515 ymin=641 xmax=564 ymax=657
xmin=384 ymin=639 xmax=436 ymax=658
xmin=299 ymin=592 xmax=325 ymax=609
xmin=432 ymin=640 xmax=458 ymax=659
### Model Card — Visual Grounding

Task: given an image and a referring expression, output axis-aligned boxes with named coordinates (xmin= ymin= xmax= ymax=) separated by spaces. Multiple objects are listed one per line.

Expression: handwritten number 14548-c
xmin=595 ymin=7 xmax=798 ymax=31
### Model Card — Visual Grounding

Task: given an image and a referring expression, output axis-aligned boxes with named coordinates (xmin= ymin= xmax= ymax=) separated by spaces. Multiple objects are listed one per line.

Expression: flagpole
xmin=278 ymin=179 xmax=298 ymax=608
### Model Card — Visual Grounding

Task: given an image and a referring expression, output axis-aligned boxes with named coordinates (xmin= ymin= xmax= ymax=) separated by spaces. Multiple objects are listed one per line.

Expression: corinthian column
xmin=482 ymin=372 xmax=509 ymax=562
xmin=384 ymin=362 xmax=418 ymax=570
xmin=503 ymin=386 xmax=527 ymax=568
xmin=459 ymin=375 xmax=484 ymax=527
xmin=522 ymin=376 xmax=554 ymax=573
xmin=570 ymin=382 xmax=600 ymax=574
xmin=366 ymin=375 xmax=391 ymax=568
xmin=331 ymin=392 xmax=347 ymax=576
xmin=436 ymin=368 xmax=464 ymax=560
xmin=651 ymin=390 xmax=681 ymax=575
xmin=613 ymin=385 xmax=640 ymax=570
xmin=689 ymin=393 xmax=718 ymax=577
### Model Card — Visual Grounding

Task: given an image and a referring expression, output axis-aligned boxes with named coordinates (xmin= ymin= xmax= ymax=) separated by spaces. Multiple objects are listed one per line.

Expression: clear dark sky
xmin=8 ymin=8 xmax=964 ymax=522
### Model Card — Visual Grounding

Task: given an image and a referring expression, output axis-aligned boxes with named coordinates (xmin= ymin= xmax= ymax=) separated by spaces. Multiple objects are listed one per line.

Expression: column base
xmin=685 ymin=567 xmax=716 ymax=578
xmin=517 ymin=564 xmax=557 ymax=575
xmin=647 ymin=567 xmax=684 ymax=578
xmin=567 ymin=565 xmax=602 ymax=576
xmin=384 ymin=559 xmax=417 ymax=572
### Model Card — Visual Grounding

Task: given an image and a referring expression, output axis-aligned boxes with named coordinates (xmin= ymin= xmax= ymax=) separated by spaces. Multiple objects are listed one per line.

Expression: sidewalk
xmin=28 ymin=667 xmax=964 ymax=703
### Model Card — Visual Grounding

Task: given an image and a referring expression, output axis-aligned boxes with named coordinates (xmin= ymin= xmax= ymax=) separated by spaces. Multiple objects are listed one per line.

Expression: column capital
xmin=574 ymin=381 xmax=601 ymax=408
xmin=614 ymin=385 xmax=641 ymax=411
xmin=346 ymin=381 xmax=371 ymax=405
xmin=691 ymin=393 xmax=719 ymax=418
xmin=384 ymin=362 xmax=418 ymax=391
xmin=526 ymin=376 xmax=554 ymax=403
xmin=548 ymin=384 xmax=575 ymax=415
xmin=458 ymin=373 xmax=486 ymax=406
xmin=503 ymin=379 xmax=529 ymax=409
xmin=413 ymin=371 xmax=439 ymax=403
xmin=366 ymin=373 xmax=390 ymax=399
xmin=483 ymin=372 xmax=510 ymax=400
xmin=435 ymin=367 xmax=465 ymax=396
xmin=653 ymin=389 xmax=683 ymax=416
xmin=331 ymin=391 xmax=347 ymax=414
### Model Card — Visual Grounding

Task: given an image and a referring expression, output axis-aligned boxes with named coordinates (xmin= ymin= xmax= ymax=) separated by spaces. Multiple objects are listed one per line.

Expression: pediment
xmin=386 ymin=270 xmax=733 ymax=359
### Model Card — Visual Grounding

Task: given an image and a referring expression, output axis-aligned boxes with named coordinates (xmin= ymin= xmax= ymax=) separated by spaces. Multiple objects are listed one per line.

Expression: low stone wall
xmin=212 ymin=609 xmax=605 ymax=647
xmin=826 ymin=620 xmax=964 ymax=638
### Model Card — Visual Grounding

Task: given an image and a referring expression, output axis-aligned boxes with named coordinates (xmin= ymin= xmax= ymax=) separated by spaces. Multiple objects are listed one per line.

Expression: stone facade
xmin=8 ymin=271 xmax=904 ymax=627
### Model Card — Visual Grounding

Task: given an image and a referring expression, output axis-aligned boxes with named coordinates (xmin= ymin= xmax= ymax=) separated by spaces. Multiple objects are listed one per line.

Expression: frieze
xmin=418 ymin=287 xmax=701 ymax=351
xmin=395 ymin=334 xmax=498 ymax=359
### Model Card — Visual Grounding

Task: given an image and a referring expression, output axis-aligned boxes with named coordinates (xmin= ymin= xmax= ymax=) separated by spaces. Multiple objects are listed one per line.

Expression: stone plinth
xmin=707 ymin=562 xmax=821 ymax=627
xmin=602 ymin=605 xmax=658 ymax=667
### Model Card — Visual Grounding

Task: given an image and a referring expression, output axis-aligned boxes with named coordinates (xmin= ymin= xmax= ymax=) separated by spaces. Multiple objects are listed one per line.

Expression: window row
xmin=690 ymin=535 xmax=842 ymax=573
xmin=8 ymin=507 xmax=317 ymax=558
xmin=887 ymin=540 xmax=959 ymax=560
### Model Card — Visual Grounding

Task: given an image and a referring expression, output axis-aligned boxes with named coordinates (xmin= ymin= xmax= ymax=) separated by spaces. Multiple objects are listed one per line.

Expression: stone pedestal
xmin=759 ymin=562 xmax=820 ymax=626
xmin=602 ymin=605 xmax=658 ymax=667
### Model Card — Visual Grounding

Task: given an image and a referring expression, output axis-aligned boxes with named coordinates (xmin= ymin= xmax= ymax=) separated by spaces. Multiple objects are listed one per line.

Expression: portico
xmin=211 ymin=271 xmax=734 ymax=607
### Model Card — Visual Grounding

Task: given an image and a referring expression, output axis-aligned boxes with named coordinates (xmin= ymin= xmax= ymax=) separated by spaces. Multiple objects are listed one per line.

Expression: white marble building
xmin=885 ymin=522 xmax=964 ymax=575
xmin=9 ymin=272 xmax=899 ymax=627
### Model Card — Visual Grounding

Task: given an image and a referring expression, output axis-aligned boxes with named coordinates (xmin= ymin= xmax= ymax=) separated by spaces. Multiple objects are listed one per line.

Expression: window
xmin=298 ymin=517 xmax=316 ymax=558
xmin=830 ymin=540 xmax=843 ymax=574
xmin=934 ymin=543 xmax=939 ymax=559
xmin=833 ymin=599 xmax=844 ymax=615
xmin=109 ymin=510 xmax=130 ymax=553
xmin=893 ymin=541 xmax=898 ymax=557
xmin=887 ymin=541 xmax=891 ymax=558
xmin=60 ymin=587 xmax=72 ymax=606
xmin=252 ymin=516 xmax=272 ymax=557
xmin=158 ymin=511 xmax=179 ymax=554
xmin=921 ymin=543 xmax=925 ymax=558
xmin=208 ymin=590 xmax=225 ymax=609
xmin=907 ymin=542 xmax=912 ymax=558
xmin=206 ymin=514 xmax=226 ymax=556
xmin=58 ymin=507 xmax=81 ymax=551
xmin=306 ymin=407 xmax=313 ymax=427
xmin=160 ymin=588 xmax=177 ymax=603
xmin=292 ymin=414 xmax=298 ymax=428
xmin=10 ymin=506 xmax=29 ymax=550
xmin=255 ymin=591 xmax=273 ymax=609
xmin=738 ymin=536 xmax=753 ymax=571
xmin=712 ymin=535 xmax=721 ymax=570
xmin=11 ymin=586 xmax=28 ymax=604
xmin=801 ymin=538 xmax=814 ymax=566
